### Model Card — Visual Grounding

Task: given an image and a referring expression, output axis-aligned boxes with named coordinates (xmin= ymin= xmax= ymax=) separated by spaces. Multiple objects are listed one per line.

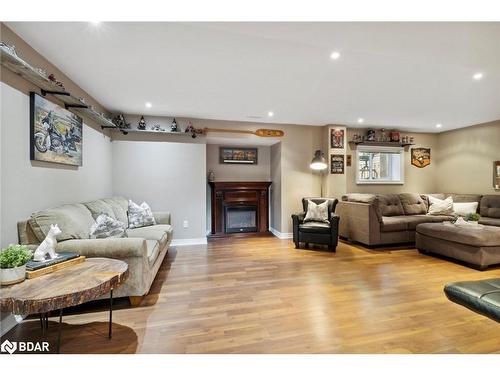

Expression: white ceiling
xmin=7 ymin=22 xmax=500 ymax=132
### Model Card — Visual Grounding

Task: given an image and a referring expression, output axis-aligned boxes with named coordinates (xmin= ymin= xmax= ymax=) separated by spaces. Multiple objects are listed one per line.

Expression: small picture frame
xmin=219 ymin=147 xmax=258 ymax=165
xmin=346 ymin=155 xmax=352 ymax=167
xmin=331 ymin=154 xmax=345 ymax=174
xmin=330 ymin=129 xmax=345 ymax=149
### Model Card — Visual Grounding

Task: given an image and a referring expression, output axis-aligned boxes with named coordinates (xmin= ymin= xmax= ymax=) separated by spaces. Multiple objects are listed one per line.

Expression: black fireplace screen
xmin=225 ymin=206 xmax=257 ymax=233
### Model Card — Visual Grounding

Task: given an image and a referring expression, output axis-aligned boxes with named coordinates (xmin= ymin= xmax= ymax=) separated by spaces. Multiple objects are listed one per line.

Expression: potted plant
xmin=466 ymin=213 xmax=481 ymax=226
xmin=0 ymin=244 xmax=33 ymax=285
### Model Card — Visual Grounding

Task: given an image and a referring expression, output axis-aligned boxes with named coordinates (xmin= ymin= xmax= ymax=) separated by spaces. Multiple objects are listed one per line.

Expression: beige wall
xmin=436 ymin=120 xmax=500 ymax=195
xmin=206 ymin=144 xmax=271 ymax=182
xmin=343 ymin=128 xmax=440 ymax=195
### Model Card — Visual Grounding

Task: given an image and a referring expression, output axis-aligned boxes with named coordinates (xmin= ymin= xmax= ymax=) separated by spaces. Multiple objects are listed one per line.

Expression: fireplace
xmin=225 ymin=206 xmax=257 ymax=233
xmin=209 ymin=181 xmax=271 ymax=237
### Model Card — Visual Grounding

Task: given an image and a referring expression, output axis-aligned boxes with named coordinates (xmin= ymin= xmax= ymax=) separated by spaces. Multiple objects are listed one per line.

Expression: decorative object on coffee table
xmin=411 ymin=147 xmax=431 ymax=168
xmin=0 ymin=258 xmax=128 ymax=353
xmin=331 ymin=154 xmax=345 ymax=174
xmin=137 ymin=116 xmax=147 ymax=130
xmin=33 ymin=224 xmax=61 ymax=261
xmin=0 ymin=244 xmax=33 ymax=286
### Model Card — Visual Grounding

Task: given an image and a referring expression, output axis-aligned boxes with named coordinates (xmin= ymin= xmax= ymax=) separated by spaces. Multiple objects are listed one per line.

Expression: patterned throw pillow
xmin=90 ymin=214 xmax=127 ymax=239
xmin=127 ymin=200 xmax=156 ymax=229
xmin=304 ymin=200 xmax=329 ymax=223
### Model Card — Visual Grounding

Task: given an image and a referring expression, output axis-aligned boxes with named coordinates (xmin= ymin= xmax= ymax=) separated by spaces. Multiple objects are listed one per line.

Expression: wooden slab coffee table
xmin=0 ymin=257 xmax=128 ymax=353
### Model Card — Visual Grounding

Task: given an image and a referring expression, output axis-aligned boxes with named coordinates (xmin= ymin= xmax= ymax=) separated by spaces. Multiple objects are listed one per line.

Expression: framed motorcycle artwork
xmin=30 ymin=92 xmax=83 ymax=166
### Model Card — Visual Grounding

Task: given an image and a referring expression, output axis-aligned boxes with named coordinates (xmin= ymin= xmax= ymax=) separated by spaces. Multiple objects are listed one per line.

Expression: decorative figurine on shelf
xmin=48 ymin=74 xmax=65 ymax=90
xmin=33 ymin=224 xmax=62 ymax=261
xmin=112 ymin=114 xmax=131 ymax=129
xmin=207 ymin=170 xmax=215 ymax=182
xmin=390 ymin=131 xmax=400 ymax=142
xmin=151 ymin=124 xmax=165 ymax=132
xmin=410 ymin=136 xmax=414 ymax=144
xmin=138 ymin=116 xmax=147 ymax=130
xmin=35 ymin=68 xmax=48 ymax=78
xmin=185 ymin=121 xmax=203 ymax=139
xmin=402 ymin=136 xmax=408 ymax=144
xmin=366 ymin=129 xmax=376 ymax=141
xmin=171 ymin=118 xmax=179 ymax=132
xmin=0 ymin=42 xmax=17 ymax=56
xmin=380 ymin=128 xmax=388 ymax=142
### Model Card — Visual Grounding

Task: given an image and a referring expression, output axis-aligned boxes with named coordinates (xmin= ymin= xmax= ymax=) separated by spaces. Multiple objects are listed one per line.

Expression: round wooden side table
xmin=0 ymin=257 xmax=128 ymax=353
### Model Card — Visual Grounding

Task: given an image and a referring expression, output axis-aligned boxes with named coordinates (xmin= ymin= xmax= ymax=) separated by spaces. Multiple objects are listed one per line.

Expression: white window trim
xmin=356 ymin=145 xmax=405 ymax=185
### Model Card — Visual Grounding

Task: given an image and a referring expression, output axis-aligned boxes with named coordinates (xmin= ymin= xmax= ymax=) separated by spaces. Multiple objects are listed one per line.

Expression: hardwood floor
xmin=3 ymin=236 xmax=500 ymax=353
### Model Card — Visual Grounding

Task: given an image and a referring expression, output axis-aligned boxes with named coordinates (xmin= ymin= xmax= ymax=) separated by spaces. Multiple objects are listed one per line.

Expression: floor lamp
xmin=310 ymin=150 xmax=328 ymax=197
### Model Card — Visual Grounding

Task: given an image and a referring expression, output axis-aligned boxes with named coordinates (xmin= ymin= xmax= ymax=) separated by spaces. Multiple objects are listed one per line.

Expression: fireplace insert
xmin=224 ymin=206 xmax=258 ymax=233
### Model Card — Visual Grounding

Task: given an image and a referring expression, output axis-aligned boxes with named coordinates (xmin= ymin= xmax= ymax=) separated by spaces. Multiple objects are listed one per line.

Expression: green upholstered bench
xmin=444 ymin=278 xmax=500 ymax=323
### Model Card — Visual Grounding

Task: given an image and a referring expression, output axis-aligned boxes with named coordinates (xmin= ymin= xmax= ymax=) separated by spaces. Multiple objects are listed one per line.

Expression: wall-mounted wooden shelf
xmin=112 ymin=128 xmax=199 ymax=137
xmin=349 ymin=141 xmax=414 ymax=147
xmin=0 ymin=45 xmax=117 ymax=131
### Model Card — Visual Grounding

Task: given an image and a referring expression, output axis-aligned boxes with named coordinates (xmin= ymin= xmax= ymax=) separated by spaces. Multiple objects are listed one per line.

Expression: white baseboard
xmin=171 ymin=237 xmax=208 ymax=246
xmin=270 ymin=227 xmax=293 ymax=239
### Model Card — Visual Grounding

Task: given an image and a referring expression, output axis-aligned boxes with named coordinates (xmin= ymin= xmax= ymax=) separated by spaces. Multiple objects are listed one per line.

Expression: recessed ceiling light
xmin=357 ymin=118 xmax=364 ymax=124
xmin=473 ymin=72 xmax=484 ymax=80
xmin=330 ymin=51 xmax=341 ymax=60
xmin=268 ymin=111 xmax=274 ymax=117
xmin=436 ymin=123 xmax=442 ymax=128
xmin=145 ymin=102 xmax=152 ymax=108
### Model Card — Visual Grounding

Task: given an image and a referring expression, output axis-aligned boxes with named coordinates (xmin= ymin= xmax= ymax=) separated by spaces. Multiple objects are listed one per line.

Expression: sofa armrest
xmin=291 ymin=212 xmax=305 ymax=224
xmin=336 ymin=201 xmax=381 ymax=245
xmin=56 ymin=238 xmax=147 ymax=259
xmin=153 ymin=211 xmax=171 ymax=225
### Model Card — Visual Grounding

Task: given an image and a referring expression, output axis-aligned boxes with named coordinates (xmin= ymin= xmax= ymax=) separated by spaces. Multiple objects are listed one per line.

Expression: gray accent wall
xmin=111 ymin=139 xmax=207 ymax=239
xmin=0 ymin=82 xmax=113 ymax=247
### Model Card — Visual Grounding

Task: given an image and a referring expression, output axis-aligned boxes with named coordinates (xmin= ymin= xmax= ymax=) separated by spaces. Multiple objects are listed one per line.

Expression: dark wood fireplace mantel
xmin=209 ymin=181 xmax=272 ymax=237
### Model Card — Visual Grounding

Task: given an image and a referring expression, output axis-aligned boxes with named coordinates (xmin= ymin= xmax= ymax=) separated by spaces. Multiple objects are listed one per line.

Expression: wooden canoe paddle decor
xmin=203 ymin=128 xmax=284 ymax=137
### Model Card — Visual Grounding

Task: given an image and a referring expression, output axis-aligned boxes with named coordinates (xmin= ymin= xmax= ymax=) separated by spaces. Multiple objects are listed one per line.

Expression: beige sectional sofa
xmin=337 ymin=193 xmax=500 ymax=247
xmin=17 ymin=197 xmax=172 ymax=305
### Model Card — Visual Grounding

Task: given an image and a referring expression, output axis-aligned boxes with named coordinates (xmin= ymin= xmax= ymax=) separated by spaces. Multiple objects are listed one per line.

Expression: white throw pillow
xmin=127 ymin=200 xmax=156 ymax=229
xmin=453 ymin=202 xmax=479 ymax=217
xmin=304 ymin=200 xmax=329 ymax=223
xmin=427 ymin=195 xmax=454 ymax=216
xmin=90 ymin=214 xmax=127 ymax=239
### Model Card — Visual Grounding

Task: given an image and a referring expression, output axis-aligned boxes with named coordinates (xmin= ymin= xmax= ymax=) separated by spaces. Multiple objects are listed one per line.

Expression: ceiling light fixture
xmin=145 ymin=102 xmax=152 ymax=108
xmin=473 ymin=72 xmax=484 ymax=80
xmin=330 ymin=51 xmax=341 ymax=60
xmin=268 ymin=111 xmax=274 ymax=117
xmin=436 ymin=123 xmax=442 ymax=128
xmin=357 ymin=118 xmax=364 ymax=124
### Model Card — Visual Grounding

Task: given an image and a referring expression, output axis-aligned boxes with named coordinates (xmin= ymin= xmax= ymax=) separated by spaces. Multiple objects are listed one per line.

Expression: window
xmin=356 ymin=146 xmax=404 ymax=184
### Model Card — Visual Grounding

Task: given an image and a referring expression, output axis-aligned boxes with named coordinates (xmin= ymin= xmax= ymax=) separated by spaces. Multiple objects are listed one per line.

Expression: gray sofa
xmin=337 ymin=193 xmax=500 ymax=246
xmin=17 ymin=197 xmax=172 ymax=306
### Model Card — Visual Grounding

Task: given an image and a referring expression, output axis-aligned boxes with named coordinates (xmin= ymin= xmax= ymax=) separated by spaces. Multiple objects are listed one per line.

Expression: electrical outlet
xmin=183 ymin=220 xmax=189 ymax=228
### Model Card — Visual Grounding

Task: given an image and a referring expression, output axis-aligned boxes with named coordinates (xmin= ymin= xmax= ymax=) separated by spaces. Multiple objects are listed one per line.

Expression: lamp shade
xmin=310 ymin=150 xmax=328 ymax=170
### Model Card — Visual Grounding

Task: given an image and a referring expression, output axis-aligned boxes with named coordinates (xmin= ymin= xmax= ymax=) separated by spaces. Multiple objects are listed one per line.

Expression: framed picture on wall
xmin=30 ymin=92 xmax=83 ymax=166
xmin=331 ymin=154 xmax=345 ymax=174
xmin=219 ymin=147 xmax=258 ymax=165
xmin=330 ymin=129 xmax=345 ymax=149
xmin=411 ymin=147 xmax=431 ymax=168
